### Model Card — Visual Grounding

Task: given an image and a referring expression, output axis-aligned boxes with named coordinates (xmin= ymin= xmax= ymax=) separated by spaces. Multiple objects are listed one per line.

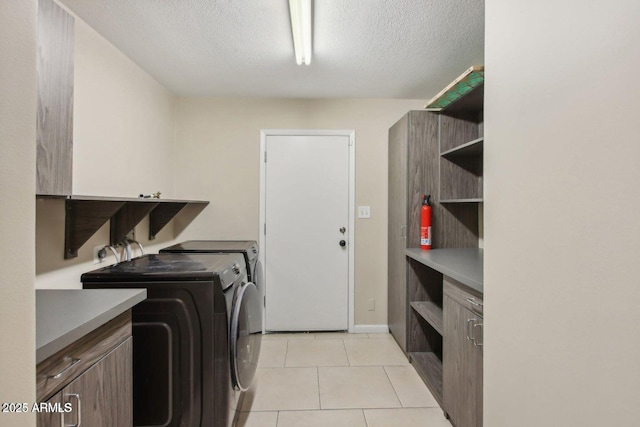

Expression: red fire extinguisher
xmin=421 ymin=194 xmax=432 ymax=250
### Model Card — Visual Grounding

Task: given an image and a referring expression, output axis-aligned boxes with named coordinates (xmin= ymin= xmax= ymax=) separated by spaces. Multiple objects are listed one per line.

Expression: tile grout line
xmin=316 ymin=366 xmax=322 ymax=410
xmin=283 ymin=338 xmax=290 ymax=368
xmin=342 ymin=338 xmax=352 ymax=366
xmin=362 ymin=408 xmax=370 ymax=427
xmin=382 ymin=365 xmax=405 ymax=408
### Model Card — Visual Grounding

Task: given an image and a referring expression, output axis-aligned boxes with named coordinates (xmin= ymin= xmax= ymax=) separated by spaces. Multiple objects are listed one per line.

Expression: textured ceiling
xmin=58 ymin=0 xmax=485 ymax=99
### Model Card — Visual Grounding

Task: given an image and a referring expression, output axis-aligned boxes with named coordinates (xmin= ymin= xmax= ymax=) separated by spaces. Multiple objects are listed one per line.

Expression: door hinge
xmin=264 ymin=223 xmax=266 ymax=235
xmin=264 ymin=295 xmax=266 ymax=308
xmin=264 ymin=151 xmax=267 ymax=162
xmin=349 ymin=138 xmax=353 ymax=146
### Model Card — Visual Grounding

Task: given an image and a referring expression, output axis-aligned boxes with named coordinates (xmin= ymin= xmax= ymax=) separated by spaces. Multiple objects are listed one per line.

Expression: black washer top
xmin=81 ymin=253 xmax=243 ymax=282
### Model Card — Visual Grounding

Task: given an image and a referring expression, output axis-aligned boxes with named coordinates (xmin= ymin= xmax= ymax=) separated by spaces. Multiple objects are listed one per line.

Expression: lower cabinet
xmin=37 ymin=312 xmax=133 ymax=427
xmin=443 ymin=278 xmax=483 ymax=427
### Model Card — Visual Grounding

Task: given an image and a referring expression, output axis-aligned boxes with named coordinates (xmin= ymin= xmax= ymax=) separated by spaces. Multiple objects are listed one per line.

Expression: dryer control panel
xmin=219 ymin=255 xmax=247 ymax=290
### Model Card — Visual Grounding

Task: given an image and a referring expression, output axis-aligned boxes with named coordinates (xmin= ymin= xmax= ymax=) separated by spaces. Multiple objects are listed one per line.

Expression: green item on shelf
xmin=426 ymin=67 xmax=484 ymax=111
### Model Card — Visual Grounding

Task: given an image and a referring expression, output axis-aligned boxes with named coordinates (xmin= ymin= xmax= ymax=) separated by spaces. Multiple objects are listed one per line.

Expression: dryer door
xmin=230 ymin=282 xmax=262 ymax=391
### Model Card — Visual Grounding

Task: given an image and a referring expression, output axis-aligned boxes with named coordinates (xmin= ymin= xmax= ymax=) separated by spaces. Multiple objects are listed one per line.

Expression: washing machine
xmin=82 ymin=253 xmax=262 ymax=427
xmin=161 ymin=240 xmax=263 ymax=320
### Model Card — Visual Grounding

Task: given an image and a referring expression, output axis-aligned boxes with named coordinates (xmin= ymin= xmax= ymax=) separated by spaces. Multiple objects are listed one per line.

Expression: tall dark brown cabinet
xmin=388 ymin=110 xmax=441 ymax=353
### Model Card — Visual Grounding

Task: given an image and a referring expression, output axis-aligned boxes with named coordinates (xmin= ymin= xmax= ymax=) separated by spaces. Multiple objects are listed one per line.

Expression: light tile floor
xmin=237 ymin=332 xmax=452 ymax=427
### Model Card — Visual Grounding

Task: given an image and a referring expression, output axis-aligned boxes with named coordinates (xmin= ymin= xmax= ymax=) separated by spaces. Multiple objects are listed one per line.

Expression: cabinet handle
xmin=400 ymin=225 xmax=406 ymax=238
xmin=466 ymin=318 xmax=477 ymax=341
xmin=466 ymin=297 xmax=483 ymax=307
xmin=47 ymin=358 xmax=81 ymax=379
xmin=66 ymin=393 xmax=81 ymax=427
xmin=473 ymin=323 xmax=483 ymax=346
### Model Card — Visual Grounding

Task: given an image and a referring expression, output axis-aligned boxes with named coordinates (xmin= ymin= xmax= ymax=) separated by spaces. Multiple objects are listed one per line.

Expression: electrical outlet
xmin=358 ymin=205 xmax=371 ymax=219
xmin=367 ymin=298 xmax=375 ymax=311
xmin=93 ymin=245 xmax=107 ymax=264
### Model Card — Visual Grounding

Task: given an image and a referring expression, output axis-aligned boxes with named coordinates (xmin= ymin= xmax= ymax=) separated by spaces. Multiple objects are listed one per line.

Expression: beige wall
xmin=72 ymin=18 xmax=175 ymax=197
xmin=33 ymin=10 xmax=426 ymax=330
xmin=485 ymin=0 xmax=640 ymax=425
xmin=0 ymin=0 xmax=37 ymax=424
xmin=36 ymin=13 xmax=178 ymax=289
xmin=172 ymin=98 xmax=424 ymax=325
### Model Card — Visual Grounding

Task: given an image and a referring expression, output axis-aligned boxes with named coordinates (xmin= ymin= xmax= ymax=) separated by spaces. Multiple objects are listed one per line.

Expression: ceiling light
xmin=289 ymin=0 xmax=312 ymax=65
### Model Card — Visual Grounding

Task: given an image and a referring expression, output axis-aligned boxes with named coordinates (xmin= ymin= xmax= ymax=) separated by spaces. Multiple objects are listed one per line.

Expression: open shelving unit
xmin=427 ymin=65 xmax=485 ymax=204
xmin=405 ymin=253 xmax=445 ymax=404
xmin=409 ymin=301 xmax=443 ymax=335
xmin=430 ymin=64 xmax=484 ymax=202
xmin=389 ymin=66 xmax=484 ymax=407
xmin=36 ymin=195 xmax=209 ymax=258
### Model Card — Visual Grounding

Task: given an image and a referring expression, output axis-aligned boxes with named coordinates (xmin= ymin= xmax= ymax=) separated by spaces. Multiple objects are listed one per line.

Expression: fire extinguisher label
xmin=421 ymin=226 xmax=431 ymax=245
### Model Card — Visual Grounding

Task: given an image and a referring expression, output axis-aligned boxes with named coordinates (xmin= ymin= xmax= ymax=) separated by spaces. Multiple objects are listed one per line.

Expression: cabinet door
xmin=37 ymin=392 xmax=63 ymax=427
xmin=444 ymin=295 xmax=483 ymax=427
xmin=36 ymin=0 xmax=74 ymax=195
xmin=388 ymin=113 xmax=409 ymax=351
xmin=62 ymin=338 xmax=132 ymax=427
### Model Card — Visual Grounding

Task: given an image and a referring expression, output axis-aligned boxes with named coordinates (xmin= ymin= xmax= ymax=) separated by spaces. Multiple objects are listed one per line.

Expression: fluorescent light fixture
xmin=289 ymin=0 xmax=312 ymax=65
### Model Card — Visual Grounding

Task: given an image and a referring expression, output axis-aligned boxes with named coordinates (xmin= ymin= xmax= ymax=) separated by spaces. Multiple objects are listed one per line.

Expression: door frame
xmin=259 ymin=129 xmax=356 ymax=333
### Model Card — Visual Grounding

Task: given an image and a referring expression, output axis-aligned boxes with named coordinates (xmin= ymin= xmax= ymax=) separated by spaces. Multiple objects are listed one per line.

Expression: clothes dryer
xmin=161 ymin=240 xmax=264 ymax=317
xmin=82 ymin=253 xmax=261 ymax=427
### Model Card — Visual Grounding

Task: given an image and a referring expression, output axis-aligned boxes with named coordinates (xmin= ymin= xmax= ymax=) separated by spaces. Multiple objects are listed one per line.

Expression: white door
xmin=263 ymin=133 xmax=351 ymax=331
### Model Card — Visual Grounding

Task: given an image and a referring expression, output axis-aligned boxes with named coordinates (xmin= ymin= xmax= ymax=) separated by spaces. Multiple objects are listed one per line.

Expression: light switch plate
xmin=358 ymin=205 xmax=371 ymax=219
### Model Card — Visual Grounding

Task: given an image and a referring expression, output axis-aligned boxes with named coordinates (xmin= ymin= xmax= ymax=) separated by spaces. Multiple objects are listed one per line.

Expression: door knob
xmin=339 ymin=240 xmax=346 ymax=247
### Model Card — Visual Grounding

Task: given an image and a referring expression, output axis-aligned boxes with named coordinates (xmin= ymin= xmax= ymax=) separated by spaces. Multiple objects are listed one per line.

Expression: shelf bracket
xmin=110 ymin=201 xmax=160 ymax=245
xmin=64 ymin=199 xmax=126 ymax=259
xmin=148 ymin=202 xmax=188 ymax=240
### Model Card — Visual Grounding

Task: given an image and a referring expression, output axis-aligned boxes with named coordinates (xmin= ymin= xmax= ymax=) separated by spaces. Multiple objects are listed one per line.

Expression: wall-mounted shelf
xmin=36 ymin=195 xmax=209 ymax=259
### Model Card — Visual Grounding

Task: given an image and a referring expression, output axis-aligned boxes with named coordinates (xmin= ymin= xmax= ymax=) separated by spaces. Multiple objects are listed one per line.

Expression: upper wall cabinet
xmin=36 ymin=0 xmax=74 ymax=195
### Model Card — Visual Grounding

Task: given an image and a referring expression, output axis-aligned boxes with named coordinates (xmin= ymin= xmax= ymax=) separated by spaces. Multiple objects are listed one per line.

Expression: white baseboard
xmin=353 ymin=324 xmax=389 ymax=334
